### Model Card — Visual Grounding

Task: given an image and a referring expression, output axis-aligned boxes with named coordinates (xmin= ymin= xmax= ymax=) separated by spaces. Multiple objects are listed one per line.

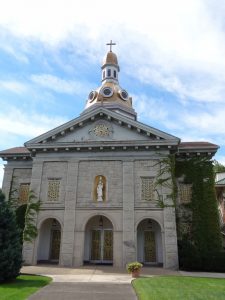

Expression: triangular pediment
xmin=25 ymin=107 xmax=180 ymax=149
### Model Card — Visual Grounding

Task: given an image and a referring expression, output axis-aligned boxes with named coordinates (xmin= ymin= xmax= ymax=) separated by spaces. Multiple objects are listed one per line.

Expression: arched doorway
xmin=137 ymin=219 xmax=163 ymax=265
xmin=84 ymin=215 xmax=113 ymax=264
xmin=37 ymin=218 xmax=61 ymax=264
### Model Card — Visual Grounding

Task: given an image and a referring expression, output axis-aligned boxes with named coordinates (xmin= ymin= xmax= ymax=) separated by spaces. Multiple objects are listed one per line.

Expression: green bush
xmin=126 ymin=261 xmax=143 ymax=273
xmin=0 ymin=190 xmax=22 ymax=282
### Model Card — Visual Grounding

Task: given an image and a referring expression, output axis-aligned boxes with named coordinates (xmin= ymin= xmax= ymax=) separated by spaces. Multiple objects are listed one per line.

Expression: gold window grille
xmin=141 ymin=177 xmax=154 ymax=201
xmin=19 ymin=183 xmax=30 ymax=204
xmin=179 ymin=183 xmax=192 ymax=204
xmin=47 ymin=179 xmax=60 ymax=202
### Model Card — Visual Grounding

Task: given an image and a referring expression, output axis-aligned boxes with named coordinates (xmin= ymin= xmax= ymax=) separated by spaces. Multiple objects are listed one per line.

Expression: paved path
xmin=22 ymin=265 xmax=225 ymax=300
xmin=29 ymin=282 xmax=136 ymax=300
xmin=24 ymin=265 xmax=139 ymax=300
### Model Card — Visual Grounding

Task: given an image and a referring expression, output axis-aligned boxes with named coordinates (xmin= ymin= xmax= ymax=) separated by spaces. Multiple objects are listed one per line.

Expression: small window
xmin=47 ymin=179 xmax=60 ymax=201
xmin=141 ymin=177 xmax=154 ymax=201
xmin=19 ymin=183 xmax=30 ymax=204
xmin=107 ymin=69 xmax=111 ymax=77
xmin=114 ymin=70 xmax=116 ymax=78
xmin=179 ymin=183 xmax=192 ymax=204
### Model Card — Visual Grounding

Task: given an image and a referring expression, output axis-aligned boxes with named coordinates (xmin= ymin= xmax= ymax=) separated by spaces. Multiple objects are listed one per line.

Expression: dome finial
xmin=106 ymin=40 xmax=116 ymax=52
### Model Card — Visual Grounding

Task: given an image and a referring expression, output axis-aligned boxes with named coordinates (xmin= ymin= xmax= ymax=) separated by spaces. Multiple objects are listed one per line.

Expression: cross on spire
xmin=106 ymin=40 xmax=116 ymax=52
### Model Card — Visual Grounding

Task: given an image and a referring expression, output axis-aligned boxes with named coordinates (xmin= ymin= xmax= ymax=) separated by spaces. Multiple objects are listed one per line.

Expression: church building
xmin=0 ymin=42 xmax=218 ymax=269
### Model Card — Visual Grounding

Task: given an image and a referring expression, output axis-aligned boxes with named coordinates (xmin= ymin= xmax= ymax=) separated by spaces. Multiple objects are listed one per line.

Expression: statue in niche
xmin=97 ymin=176 xmax=104 ymax=202
xmin=93 ymin=175 xmax=106 ymax=202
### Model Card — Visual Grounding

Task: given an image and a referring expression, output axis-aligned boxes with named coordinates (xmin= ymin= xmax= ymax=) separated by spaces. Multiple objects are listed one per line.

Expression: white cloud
xmin=0 ymin=0 xmax=224 ymax=104
xmin=0 ymin=80 xmax=28 ymax=94
xmin=0 ymin=107 xmax=67 ymax=138
xmin=134 ymin=67 xmax=225 ymax=103
xmin=31 ymin=74 xmax=91 ymax=95
xmin=132 ymin=93 xmax=168 ymax=122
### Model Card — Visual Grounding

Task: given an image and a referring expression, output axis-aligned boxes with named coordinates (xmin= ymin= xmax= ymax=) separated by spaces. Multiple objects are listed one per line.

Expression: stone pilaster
xmin=122 ymin=161 xmax=135 ymax=265
xmin=163 ymin=199 xmax=178 ymax=269
xmin=1 ymin=165 xmax=13 ymax=200
xmin=61 ymin=162 xmax=78 ymax=267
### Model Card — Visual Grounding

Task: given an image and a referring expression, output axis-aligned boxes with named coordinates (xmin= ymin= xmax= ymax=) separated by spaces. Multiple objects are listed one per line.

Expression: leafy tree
xmin=213 ymin=160 xmax=225 ymax=173
xmin=0 ymin=189 xmax=22 ymax=282
xmin=16 ymin=204 xmax=27 ymax=243
xmin=23 ymin=191 xmax=41 ymax=243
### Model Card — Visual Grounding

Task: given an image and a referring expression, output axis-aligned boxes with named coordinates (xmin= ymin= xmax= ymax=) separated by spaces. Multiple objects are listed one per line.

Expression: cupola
xmin=83 ymin=41 xmax=137 ymax=120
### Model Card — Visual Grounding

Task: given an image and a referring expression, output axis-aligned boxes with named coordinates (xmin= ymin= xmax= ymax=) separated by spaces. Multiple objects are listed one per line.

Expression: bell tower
xmin=83 ymin=41 xmax=137 ymax=120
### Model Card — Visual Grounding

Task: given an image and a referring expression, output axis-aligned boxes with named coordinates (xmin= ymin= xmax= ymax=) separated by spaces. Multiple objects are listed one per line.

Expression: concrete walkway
xmin=22 ymin=265 xmax=225 ymax=300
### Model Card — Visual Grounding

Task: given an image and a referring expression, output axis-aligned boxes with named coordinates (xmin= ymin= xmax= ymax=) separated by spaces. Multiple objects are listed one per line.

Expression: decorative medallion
xmin=93 ymin=124 xmax=110 ymax=137
xmin=89 ymin=120 xmax=113 ymax=139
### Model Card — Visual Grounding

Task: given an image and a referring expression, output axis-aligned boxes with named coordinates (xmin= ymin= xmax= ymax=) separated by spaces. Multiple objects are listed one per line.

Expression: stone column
xmin=122 ymin=161 xmax=135 ymax=265
xmin=61 ymin=162 xmax=78 ymax=267
xmin=23 ymin=160 xmax=43 ymax=265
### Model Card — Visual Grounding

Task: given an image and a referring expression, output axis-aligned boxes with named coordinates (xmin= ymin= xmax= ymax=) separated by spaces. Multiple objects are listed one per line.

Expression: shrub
xmin=126 ymin=261 xmax=143 ymax=273
xmin=0 ymin=190 xmax=22 ymax=282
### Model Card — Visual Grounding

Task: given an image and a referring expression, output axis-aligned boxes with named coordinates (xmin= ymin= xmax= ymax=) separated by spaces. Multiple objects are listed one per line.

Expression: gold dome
xmin=85 ymin=82 xmax=133 ymax=110
xmin=102 ymin=51 xmax=118 ymax=66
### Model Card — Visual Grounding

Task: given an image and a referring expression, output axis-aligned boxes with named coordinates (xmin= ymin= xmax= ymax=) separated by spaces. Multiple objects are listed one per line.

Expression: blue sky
xmin=0 ymin=0 xmax=225 ymax=187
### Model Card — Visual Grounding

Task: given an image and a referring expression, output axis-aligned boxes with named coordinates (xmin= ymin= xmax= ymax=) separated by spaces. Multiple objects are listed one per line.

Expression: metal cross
xmin=106 ymin=40 xmax=116 ymax=52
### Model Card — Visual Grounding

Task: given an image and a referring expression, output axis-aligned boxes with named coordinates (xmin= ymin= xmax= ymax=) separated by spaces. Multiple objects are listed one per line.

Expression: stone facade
xmin=1 ymin=148 xmax=179 ymax=269
xmin=0 ymin=46 xmax=218 ymax=270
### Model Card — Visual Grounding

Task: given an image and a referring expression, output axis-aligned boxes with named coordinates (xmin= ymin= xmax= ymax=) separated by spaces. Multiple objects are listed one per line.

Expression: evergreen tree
xmin=0 ymin=189 xmax=22 ymax=282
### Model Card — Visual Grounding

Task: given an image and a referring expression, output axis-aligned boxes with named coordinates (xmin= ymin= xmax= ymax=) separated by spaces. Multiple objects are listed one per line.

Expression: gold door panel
xmin=50 ymin=229 xmax=61 ymax=260
xmin=91 ymin=230 xmax=101 ymax=260
xmin=103 ymin=230 xmax=113 ymax=261
xmin=144 ymin=231 xmax=156 ymax=262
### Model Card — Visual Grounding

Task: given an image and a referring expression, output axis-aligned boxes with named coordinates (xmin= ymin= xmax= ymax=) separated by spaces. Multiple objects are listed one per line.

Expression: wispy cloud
xmin=0 ymin=80 xmax=28 ymax=94
xmin=0 ymin=0 xmax=224 ymax=103
xmin=30 ymin=74 xmax=91 ymax=95
xmin=132 ymin=93 xmax=168 ymax=122
xmin=0 ymin=107 xmax=67 ymax=139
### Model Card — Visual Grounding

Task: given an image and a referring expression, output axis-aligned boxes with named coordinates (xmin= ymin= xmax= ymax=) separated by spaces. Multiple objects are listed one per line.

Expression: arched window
xmin=114 ymin=70 xmax=116 ymax=78
xmin=107 ymin=69 xmax=111 ymax=77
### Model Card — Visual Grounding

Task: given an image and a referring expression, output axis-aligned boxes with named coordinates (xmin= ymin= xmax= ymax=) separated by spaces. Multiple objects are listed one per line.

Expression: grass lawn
xmin=0 ymin=274 xmax=52 ymax=300
xmin=132 ymin=276 xmax=225 ymax=300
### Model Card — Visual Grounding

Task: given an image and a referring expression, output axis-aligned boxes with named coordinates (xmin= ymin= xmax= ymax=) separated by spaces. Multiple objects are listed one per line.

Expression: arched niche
xmin=37 ymin=218 xmax=61 ymax=264
xmin=84 ymin=215 xmax=113 ymax=264
xmin=137 ymin=218 xmax=163 ymax=265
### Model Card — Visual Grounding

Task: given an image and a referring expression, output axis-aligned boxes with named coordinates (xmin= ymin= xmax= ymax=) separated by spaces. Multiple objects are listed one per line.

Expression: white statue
xmin=97 ymin=176 xmax=104 ymax=202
